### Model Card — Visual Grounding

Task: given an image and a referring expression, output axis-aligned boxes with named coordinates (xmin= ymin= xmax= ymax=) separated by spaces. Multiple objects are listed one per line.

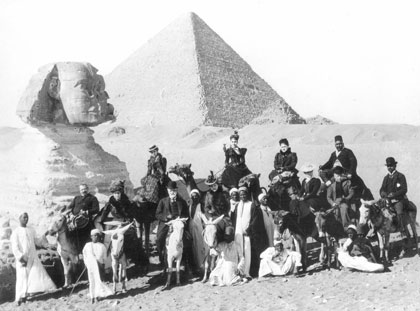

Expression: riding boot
xmin=397 ymin=214 xmax=407 ymax=239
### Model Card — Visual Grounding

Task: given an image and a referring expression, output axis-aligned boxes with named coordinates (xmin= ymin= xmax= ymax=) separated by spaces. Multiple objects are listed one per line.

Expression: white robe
xmin=260 ymin=205 xmax=275 ymax=247
xmin=209 ymin=241 xmax=244 ymax=286
xmin=189 ymin=203 xmax=207 ymax=269
xmin=258 ymin=247 xmax=302 ymax=278
xmin=234 ymin=200 xmax=252 ymax=277
xmin=11 ymin=226 xmax=56 ymax=302
xmin=337 ymin=238 xmax=384 ymax=273
xmin=82 ymin=242 xmax=113 ymax=299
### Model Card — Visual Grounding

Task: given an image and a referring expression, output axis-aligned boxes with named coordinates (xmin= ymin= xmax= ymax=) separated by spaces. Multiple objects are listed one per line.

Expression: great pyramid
xmin=106 ymin=12 xmax=305 ymax=128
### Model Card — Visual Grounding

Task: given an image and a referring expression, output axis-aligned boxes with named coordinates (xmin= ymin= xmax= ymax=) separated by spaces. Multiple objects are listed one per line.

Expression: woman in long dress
xmin=221 ymin=131 xmax=252 ymax=188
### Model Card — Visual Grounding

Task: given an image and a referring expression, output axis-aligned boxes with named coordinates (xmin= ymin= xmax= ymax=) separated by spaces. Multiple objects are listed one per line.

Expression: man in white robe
xmin=11 ymin=212 xmax=56 ymax=306
xmin=258 ymin=193 xmax=275 ymax=247
xmin=82 ymin=229 xmax=112 ymax=303
xmin=188 ymin=189 xmax=207 ymax=272
xmin=234 ymin=187 xmax=253 ymax=278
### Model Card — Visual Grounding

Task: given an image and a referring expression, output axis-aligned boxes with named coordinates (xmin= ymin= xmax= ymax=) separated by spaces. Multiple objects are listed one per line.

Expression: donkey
xmin=103 ymin=222 xmax=133 ymax=294
xmin=47 ymin=214 xmax=87 ymax=287
xmin=359 ymin=199 xmax=418 ymax=262
xmin=200 ymin=214 xmax=225 ymax=283
xmin=163 ymin=217 xmax=188 ymax=289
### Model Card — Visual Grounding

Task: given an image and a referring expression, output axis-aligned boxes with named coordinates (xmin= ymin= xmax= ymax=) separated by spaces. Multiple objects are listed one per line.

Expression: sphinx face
xmin=17 ymin=62 xmax=114 ymax=126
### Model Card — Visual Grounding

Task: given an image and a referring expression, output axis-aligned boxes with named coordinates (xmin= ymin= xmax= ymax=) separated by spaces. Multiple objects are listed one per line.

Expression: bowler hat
xmin=385 ymin=157 xmax=397 ymax=166
xmin=167 ymin=181 xmax=178 ymax=190
xmin=149 ymin=145 xmax=159 ymax=152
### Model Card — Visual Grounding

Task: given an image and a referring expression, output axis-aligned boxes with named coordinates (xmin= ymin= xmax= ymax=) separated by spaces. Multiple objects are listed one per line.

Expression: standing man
xmin=82 ymin=229 xmax=112 ymax=304
xmin=379 ymin=157 xmax=408 ymax=238
xmin=11 ymin=213 xmax=56 ymax=306
xmin=155 ymin=181 xmax=189 ymax=267
xmin=326 ymin=166 xmax=355 ymax=230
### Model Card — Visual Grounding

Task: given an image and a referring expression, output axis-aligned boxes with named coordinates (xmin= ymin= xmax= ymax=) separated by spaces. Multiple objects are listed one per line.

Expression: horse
xmin=103 ymin=222 xmax=133 ymax=294
xmin=46 ymin=214 xmax=90 ymax=287
xmin=163 ymin=217 xmax=188 ymax=289
xmin=359 ymin=198 xmax=418 ymax=262
xmin=199 ymin=214 xmax=228 ymax=283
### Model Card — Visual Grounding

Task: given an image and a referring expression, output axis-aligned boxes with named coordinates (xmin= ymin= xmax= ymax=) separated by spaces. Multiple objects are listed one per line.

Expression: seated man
xmin=319 ymin=135 xmax=367 ymax=197
xmin=258 ymin=238 xmax=302 ymax=278
xmin=379 ymin=157 xmax=409 ymax=238
xmin=155 ymin=181 xmax=189 ymax=267
xmin=338 ymin=225 xmax=384 ymax=272
xmin=326 ymin=166 xmax=355 ymax=230
xmin=67 ymin=183 xmax=99 ymax=228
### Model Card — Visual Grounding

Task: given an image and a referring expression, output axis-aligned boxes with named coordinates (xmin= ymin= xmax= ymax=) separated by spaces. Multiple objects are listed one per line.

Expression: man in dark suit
xmin=326 ymin=166 xmax=355 ymax=230
xmin=155 ymin=181 xmax=189 ymax=266
xmin=380 ymin=157 xmax=408 ymax=237
xmin=67 ymin=184 xmax=99 ymax=222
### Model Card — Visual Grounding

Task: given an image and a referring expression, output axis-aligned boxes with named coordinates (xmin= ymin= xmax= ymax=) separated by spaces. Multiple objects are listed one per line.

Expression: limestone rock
xmin=106 ymin=12 xmax=304 ymax=128
xmin=306 ymin=115 xmax=336 ymax=125
xmin=17 ymin=62 xmax=114 ymax=126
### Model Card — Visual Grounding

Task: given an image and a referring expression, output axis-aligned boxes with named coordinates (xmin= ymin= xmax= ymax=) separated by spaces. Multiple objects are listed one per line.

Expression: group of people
xmin=10 ymin=131 xmax=411 ymax=305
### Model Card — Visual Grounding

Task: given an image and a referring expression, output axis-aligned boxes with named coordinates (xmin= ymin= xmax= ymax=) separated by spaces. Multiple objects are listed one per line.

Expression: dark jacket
xmin=156 ymin=195 xmax=189 ymax=222
xmin=225 ymin=147 xmax=247 ymax=167
xmin=320 ymin=148 xmax=358 ymax=176
xmin=100 ymin=193 xmax=131 ymax=223
xmin=273 ymin=149 xmax=298 ymax=173
xmin=327 ymin=180 xmax=354 ymax=206
xmin=380 ymin=171 xmax=407 ymax=201
xmin=204 ymin=188 xmax=230 ymax=217
xmin=299 ymin=178 xmax=321 ymax=200
xmin=147 ymin=152 xmax=166 ymax=178
xmin=68 ymin=193 xmax=99 ymax=218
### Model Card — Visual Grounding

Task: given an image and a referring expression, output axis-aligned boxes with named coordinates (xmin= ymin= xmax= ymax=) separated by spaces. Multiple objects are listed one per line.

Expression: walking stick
xmin=68 ymin=266 xmax=87 ymax=297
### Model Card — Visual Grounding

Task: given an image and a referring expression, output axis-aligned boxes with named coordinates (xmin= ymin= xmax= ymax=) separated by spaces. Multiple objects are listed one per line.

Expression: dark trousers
xmin=156 ymin=222 xmax=169 ymax=264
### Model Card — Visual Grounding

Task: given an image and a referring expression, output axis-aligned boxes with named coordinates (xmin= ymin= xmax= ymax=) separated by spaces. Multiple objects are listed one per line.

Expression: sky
xmin=1 ymin=0 xmax=419 ymax=127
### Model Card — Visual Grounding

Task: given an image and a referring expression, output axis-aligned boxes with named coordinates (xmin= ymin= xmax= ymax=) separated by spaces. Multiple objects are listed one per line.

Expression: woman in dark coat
xmin=221 ymin=131 xmax=252 ymax=188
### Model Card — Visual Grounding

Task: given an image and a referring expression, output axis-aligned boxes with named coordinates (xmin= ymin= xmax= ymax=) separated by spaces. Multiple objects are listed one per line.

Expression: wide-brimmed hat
xmin=149 ymin=145 xmax=159 ymax=153
xmin=205 ymin=171 xmax=217 ymax=185
xmin=385 ymin=157 xmax=397 ymax=167
xmin=301 ymin=163 xmax=315 ymax=173
xmin=167 ymin=181 xmax=178 ymax=190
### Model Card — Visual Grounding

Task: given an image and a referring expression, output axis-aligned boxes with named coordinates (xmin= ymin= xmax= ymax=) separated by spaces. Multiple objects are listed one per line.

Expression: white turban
xmin=229 ymin=188 xmax=239 ymax=196
xmin=190 ymin=189 xmax=200 ymax=197
xmin=91 ymin=229 xmax=101 ymax=236
xmin=258 ymin=193 xmax=267 ymax=202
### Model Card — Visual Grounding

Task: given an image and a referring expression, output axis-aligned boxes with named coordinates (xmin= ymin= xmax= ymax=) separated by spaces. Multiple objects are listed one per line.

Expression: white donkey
xmin=200 ymin=214 xmax=225 ymax=283
xmin=103 ymin=222 xmax=133 ymax=294
xmin=163 ymin=217 xmax=188 ymax=290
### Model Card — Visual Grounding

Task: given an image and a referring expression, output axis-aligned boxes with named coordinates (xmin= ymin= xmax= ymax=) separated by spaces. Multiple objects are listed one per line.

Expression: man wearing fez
xmin=380 ymin=157 xmax=409 ymax=238
xmin=319 ymin=135 xmax=363 ymax=190
xmin=155 ymin=181 xmax=189 ymax=266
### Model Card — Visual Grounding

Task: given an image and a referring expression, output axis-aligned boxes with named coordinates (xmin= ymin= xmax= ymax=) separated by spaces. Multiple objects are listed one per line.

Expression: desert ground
xmin=1 ymin=122 xmax=420 ymax=310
